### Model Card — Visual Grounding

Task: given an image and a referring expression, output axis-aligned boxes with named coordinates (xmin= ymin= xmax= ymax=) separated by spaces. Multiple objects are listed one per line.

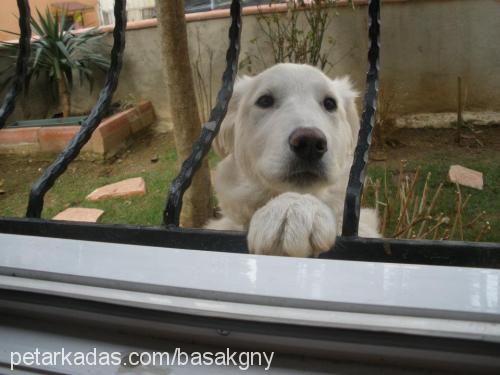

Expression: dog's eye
xmin=323 ymin=97 xmax=337 ymax=112
xmin=255 ymin=94 xmax=274 ymax=109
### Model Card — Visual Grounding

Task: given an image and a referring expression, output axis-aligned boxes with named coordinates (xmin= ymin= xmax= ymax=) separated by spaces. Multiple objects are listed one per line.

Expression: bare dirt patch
xmin=371 ymin=125 xmax=500 ymax=165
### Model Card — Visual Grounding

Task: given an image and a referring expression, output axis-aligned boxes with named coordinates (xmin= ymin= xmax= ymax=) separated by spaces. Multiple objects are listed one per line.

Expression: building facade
xmin=0 ymin=0 xmax=99 ymax=41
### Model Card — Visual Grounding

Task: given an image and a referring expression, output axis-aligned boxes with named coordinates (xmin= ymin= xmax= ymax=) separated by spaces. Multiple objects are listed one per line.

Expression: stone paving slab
xmin=448 ymin=165 xmax=483 ymax=190
xmin=53 ymin=207 xmax=105 ymax=222
xmin=86 ymin=177 xmax=146 ymax=201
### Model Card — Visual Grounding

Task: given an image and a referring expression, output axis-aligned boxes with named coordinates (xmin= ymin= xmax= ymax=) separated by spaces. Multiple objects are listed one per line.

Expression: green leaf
xmin=31 ymin=10 xmax=46 ymax=37
xmin=35 ymin=8 xmax=51 ymax=37
xmin=32 ymin=45 xmax=43 ymax=69
xmin=64 ymin=66 xmax=73 ymax=90
xmin=0 ymin=29 xmax=21 ymax=37
xmin=56 ymin=40 xmax=73 ymax=66
xmin=59 ymin=10 xmax=66 ymax=39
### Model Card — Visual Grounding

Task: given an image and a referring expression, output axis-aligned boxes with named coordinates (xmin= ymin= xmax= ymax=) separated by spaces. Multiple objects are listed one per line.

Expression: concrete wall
xmin=99 ymin=0 xmax=157 ymax=24
xmin=3 ymin=0 xmax=500 ymax=132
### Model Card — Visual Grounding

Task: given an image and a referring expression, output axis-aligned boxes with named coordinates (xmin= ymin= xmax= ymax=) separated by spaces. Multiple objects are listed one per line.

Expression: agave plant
xmin=0 ymin=8 xmax=110 ymax=117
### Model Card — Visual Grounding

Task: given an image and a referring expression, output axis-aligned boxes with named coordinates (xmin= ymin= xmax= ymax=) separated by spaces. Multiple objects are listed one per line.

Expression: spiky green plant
xmin=0 ymin=8 xmax=110 ymax=117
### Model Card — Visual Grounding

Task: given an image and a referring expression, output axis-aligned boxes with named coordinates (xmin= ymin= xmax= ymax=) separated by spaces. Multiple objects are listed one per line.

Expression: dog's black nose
xmin=289 ymin=127 xmax=327 ymax=161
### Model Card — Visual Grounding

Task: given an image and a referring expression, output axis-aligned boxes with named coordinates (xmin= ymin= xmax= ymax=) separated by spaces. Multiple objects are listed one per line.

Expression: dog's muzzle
xmin=289 ymin=127 xmax=327 ymax=162
xmin=285 ymin=127 xmax=328 ymax=186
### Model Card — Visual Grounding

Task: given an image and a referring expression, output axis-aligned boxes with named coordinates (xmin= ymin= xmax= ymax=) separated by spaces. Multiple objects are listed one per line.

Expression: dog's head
xmin=214 ymin=63 xmax=360 ymax=193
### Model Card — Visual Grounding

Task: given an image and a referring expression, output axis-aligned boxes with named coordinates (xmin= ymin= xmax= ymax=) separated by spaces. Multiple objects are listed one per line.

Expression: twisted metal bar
xmin=26 ymin=0 xmax=127 ymax=218
xmin=164 ymin=0 xmax=242 ymax=226
xmin=0 ymin=0 xmax=31 ymax=129
xmin=342 ymin=0 xmax=380 ymax=237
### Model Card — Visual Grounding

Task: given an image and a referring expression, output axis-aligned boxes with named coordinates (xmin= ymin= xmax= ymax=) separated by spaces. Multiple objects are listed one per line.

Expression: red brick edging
xmin=0 ymin=101 xmax=155 ymax=158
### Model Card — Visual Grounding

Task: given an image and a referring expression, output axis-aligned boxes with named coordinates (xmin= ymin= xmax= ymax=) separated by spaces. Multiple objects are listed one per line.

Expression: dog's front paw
xmin=247 ymin=193 xmax=336 ymax=257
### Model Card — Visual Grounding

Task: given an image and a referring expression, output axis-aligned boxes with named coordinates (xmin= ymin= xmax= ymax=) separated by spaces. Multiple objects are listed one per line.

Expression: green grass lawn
xmin=0 ymin=134 xmax=223 ymax=227
xmin=0 ymin=130 xmax=498 ymax=242
xmin=43 ymin=149 xmax=179 ymax=225
xmin=0 ymin=134 xmax=178 ymax=226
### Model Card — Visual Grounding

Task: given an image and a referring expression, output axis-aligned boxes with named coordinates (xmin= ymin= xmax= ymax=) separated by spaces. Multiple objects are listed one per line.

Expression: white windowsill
xmin=0 ymin=233 xmax=499 ymax=343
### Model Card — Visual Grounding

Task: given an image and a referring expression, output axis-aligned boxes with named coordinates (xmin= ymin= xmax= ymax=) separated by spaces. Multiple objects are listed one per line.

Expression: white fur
xmin=207 ymin=63 xmax=380 ymax=257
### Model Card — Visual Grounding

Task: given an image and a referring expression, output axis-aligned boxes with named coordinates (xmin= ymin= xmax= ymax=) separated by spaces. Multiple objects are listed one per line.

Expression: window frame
xmin=1 ymin=231 xmax=500 ymax=372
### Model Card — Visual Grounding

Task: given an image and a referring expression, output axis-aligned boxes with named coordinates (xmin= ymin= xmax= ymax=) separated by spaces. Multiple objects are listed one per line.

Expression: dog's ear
xmin=213 ymin=76 xmax=252 ymax=157
xmin=333 ymin=76 xmax=360 ymax=153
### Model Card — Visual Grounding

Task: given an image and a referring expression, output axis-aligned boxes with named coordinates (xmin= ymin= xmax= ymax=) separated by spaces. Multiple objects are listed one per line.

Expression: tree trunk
xmin=57 ymin=76 xmax=71 ymax=117
xmin=156 ymin=0 xmax=212 ymax=228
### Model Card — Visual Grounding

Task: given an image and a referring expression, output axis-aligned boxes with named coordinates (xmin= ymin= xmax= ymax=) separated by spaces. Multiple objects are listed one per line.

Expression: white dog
xmin=206 ymin=63 xmax=379 ymax=257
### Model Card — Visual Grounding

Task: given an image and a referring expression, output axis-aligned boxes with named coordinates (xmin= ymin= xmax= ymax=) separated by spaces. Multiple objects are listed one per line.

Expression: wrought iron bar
xmin=342 ymin=0 xmax=380 ymax=237
xmin=163 ymin=0 xmax=242 ymax=226
xmin=0 ymin=0 xmax=31 ymax=129
xmin=25 ymin=0 xmax=127 ymax=218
